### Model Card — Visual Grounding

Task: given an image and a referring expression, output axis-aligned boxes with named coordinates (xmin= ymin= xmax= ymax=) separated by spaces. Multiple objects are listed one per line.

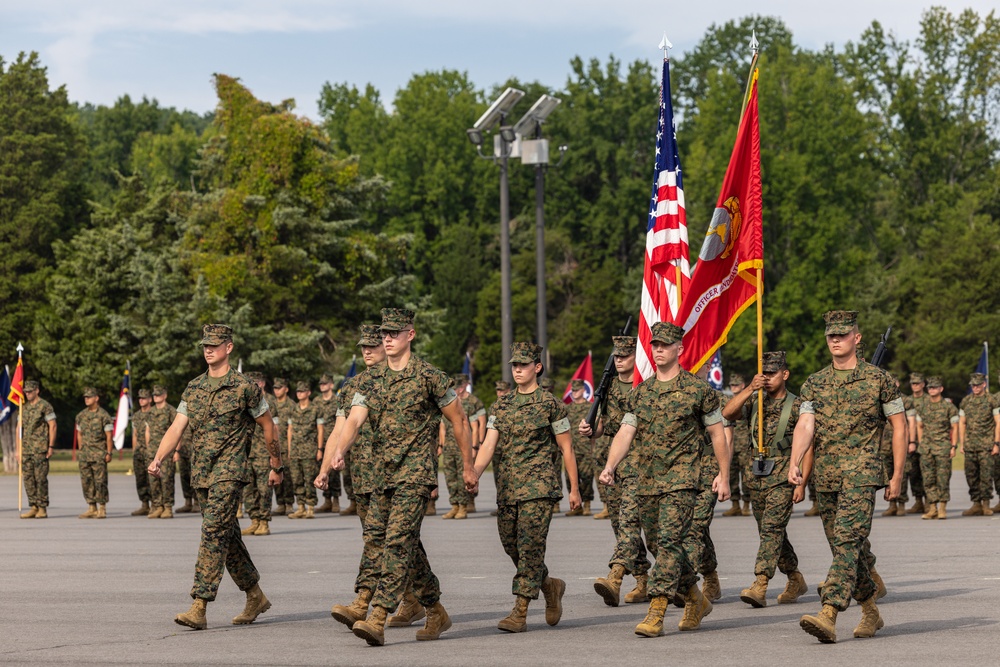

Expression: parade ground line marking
xmin=308 ymin=571 xmax=321 ymax=574
xmin=463 ymin=576 xmax=486 ymax=579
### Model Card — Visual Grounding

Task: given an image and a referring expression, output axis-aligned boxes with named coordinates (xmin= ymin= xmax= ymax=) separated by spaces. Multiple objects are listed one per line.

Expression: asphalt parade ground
xmin=2 ymin=474 xmax=998 ymax=666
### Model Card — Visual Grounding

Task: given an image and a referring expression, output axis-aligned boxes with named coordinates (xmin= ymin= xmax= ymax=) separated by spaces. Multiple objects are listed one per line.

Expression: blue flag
xmin=345 ymin=357 xmax=357 ymax=380
xmin=707 ymin=351 xmax=724 ymax=391
xmin=970 ymin=343 xmax=989 ymax=393
xmin=0 ymin=366 xmax=10 ymax=425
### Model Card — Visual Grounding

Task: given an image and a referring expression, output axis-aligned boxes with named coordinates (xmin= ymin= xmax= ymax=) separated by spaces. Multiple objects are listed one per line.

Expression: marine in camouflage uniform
xmin=915 ymin=377 xmax=958 ymax=517
xmin=176 ymin=427 xmax=198 ymax=513
xmin=18 ymin=380 xmax=57 ymax=518
xmin=724 ymin=373 xmax=752 ymax=517
xmin=241 ymin=372 xmax=276 ymax=535
xmin=472 ymin=342 xmax=578 ymax=632
xmin=791 ymin=311 xmax=906 ymax=643
xmin=440 ymin=373 xmax=476 ymax=518
xmin=324 ymin=324 xmax=387 ymax=629
xmin=600 ymin=323 xmax=730 ymax=637
xmin=723 ymin=352 xmax=808 ymax=607
xmin=130 ymin=389 xmax=154 ymax=515
xmin=338 ymin=308 xmax=475 ymax=646
xmin=149 ymin=324 xmax=281 ymax=630
xmin=564 ymin=381 xmax=594 ymax=515
xmin=904 ymin=374 xmax=928 ymax=513
xmin=958 ymin=373 xmax=999 ymax=516
xmin=316 ymin=374 xmax=349 ymax=514
xmin=147 ymin=386 xmax=178 ymax=518
xmin=879 ymin=377 xmax=912 ymax=516
xmin=270 ymin=378 xmax=297 ymax=513
xmin=589 ymin=335 xmax=652 ymax=607
xmin=286 ymin=381 xmax=324 ymax=518
xmin=76 ymin=388 xmax=114 ymax=519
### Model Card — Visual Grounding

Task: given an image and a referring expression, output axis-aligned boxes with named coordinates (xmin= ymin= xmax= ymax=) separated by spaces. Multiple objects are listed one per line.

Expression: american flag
xmin=636 ymin=56 xmax=690 ymax=382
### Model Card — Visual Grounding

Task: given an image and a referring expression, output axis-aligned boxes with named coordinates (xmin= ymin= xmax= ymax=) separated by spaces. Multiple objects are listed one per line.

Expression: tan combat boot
xmin=273 ymin=504 xmax=287 ymax=516
xmin=415 ymin=601 xmax=452 ymax=640
xmin=907 ymin=497 xmax=925 ymax=514
xmin=191 ymin=499 xmax=201 ymax=513
xmin=593 ymin=506 xmax=609 ymax=519
xmin=454 ymin=504 xmax=468 ymax=520
xmin=742 ymin=500 xmax=752 ymax=516
xmin=624 ymin=574 xmax=650 ymax=604
xmin=253 ymin=519 xmax=271 ymax=535
xmin=740 ymin=574 xmax=769 ymax=608
xmin=467 ymin=498 xmax=477 ymax=513
xmin=352 ymin=606 xmax=388 ymax=646
xmin=425 ymin=499 xmax=436 ymax=516
xmin=800 ymin=604 xmax=838 ymax=643
xmin=921 ymin=502 xmax=938 ymax=519
xmin=148 ymin=505 xmax=163 ymax=519
xmin=35 ymin=507 xmax=48 ymax=519
xmin=984 ymin=503 xmax=995 ymax=516
xmin=304 ymin=505 xmax=315 ymax=519
xmin=853 ymin=596 xmax=884 ymax=638
xmin=702 ymin=571 xmax=722 ymax=602
xmin=331 ymin=588 xmax=373 ymax=628
xmin=582 ymin=501 xmax=592 ymax=516
xmin=340 ymin=500 xmax=357 ymax=516
xmin=175 ymin=598 xmax=208 ymax=630
xmin=722 ymin=500 xmax=742 ymax=517
xmin=387 ymin=590 xmax=426 ymax=627
xmin=870 ymin=567 xmax=886 ymax=600
xmin=542 ymin=577 xmax=566 ymax=626
xmin=442 ymin=504 xmax=459 ymax=519
xmin=131 ymin=501 xmax=150 ymax=516
xmin=315 ymin=498 xmax=334 ymax=513
xmin=242 ymin=519 xmax=260 ymax=536
xmin=233 ymin=584 xmax=271 ymax=625
xmin=992 ymin=499 xmax=1000 ymax=512
xmin=288 ymin=505 xmax=306 ymax=519
xmin=160 ymin=506 xmax=173 ymax=519
xmin=497 ymin=596 xmax=530 ymax=633
xmin=679 ymin=584 xmax=713 ymax=631
xmin=962 ymin=501 xmax=983 ymax=516
xmin=594 ymin=564 xmax=626 ymax=607
xmin=96 ymin=504 xmax=107 ymax=519
xmin=330 ymin=498 xmax=340 ymax=513
xmin=20 ymin=506 xmax=38 ymax=519
xmin=937 ymin=502 xmax=947 ymax=519
xmin=79 ymin=504 xmax=98 ymax=519
xmin=881 ymin=500 xmax=898 ymax=517
xmin=565 ymin=504 xmax=583 ymax=516
xmin=777 ymin=571 xmax=808 ymax=604
xmin=634 ymin=596 xmax=668 ymax=637
xmin=236 ymin=505 xmax=243 ymax=518
xmin=804 ymin=501 xmax=820 ymax=517
xmin=176 ymin=498 xmax=193 ymax=513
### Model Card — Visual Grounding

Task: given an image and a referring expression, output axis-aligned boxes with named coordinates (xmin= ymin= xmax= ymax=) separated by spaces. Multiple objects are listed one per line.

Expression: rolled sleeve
xmin=799 ymin=400 xmax=814 ymax=415
xmin=436 ymin=387 xmax=458 ymax=409
xmin=251 ymin=397 xmax=269 ymax=419
xmin=176 ymin=400 xmax=188 ymax=416
xmin=882 ymin=397 xmax=905 ymax=418
xmin=621 ymin=413 xmax=638 ymax=428
xmin=949 ymin=415 xmax=960 ymax=424
xmin=486 ymin=415 xmax=498 ymax=431
xmin=44 ymin=412 xmax=57 ymax=422
xmin=550 ymin=418 xmax=570 ymax=435
xmin=351 ymin=392 xmax=367 ymax=408
xmin=702 ymin=407 xmax=723 ymax=427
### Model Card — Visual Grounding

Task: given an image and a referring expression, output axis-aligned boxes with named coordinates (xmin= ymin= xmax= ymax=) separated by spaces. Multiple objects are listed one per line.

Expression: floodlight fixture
xmin=512 ymin=94 xmax=561 ymax=138
xmin=499 ymin=126 xmax=517 ymax=143
xmin=471 ymin=87 xmax=525 ymax=133
xmin=466 ymin=128 xmax=484 ymax=146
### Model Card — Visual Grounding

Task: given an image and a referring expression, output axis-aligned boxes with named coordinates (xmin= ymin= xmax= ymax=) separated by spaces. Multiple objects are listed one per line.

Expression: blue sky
xmin=1 ymin=1 xmax=995 ymax=118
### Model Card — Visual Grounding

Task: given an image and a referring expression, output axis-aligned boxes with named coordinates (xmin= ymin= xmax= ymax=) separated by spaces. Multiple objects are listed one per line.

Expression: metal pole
xmin=499 ymin=142 xmax=514 ymax=384
xmin=535 ymin=159 xmax=547 ymax=373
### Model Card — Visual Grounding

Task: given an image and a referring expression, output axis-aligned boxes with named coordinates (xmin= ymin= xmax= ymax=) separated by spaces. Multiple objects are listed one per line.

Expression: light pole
xmin=466 ymin=88 xmax=524 ymax=384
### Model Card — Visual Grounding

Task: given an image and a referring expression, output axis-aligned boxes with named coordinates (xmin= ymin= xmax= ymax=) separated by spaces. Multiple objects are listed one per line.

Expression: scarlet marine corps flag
xmin=677 ymin=69 xmax=764 ymax=372
xmin=562 ymin=352 xmax=595 ymax=403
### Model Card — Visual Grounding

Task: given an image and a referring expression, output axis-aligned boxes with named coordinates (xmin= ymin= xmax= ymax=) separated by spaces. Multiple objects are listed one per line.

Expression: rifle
xmin=870 ymin=326 xmax=892 ymax=368
xmin=586 ymin=316 xmax=632 ymax=431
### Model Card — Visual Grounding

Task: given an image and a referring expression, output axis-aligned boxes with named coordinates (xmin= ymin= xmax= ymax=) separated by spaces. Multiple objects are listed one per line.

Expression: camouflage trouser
xmin=79 ymin=460 xmax=109 ymax=504
xmin=686 ymin=455 xmax=719 ymax=576
xmin=729 ymin=448 xmax=749 ymax=502
xmin=807 ymin=478 xmax=817 ymax=502
xmin=817 ymin=487 xmax=877 ymax=611
xmin=150 ymin=457 xmax=176 ymax=508
xmin=325 ymin=451 xmax=354 ymax=502
xmin=595 ymin=441 xmax=610 ymax=504
xmin=353 ymin=492 xmax=380 ymax=593
xmin=749 ymin=483 xmax=798 ymax=578
xmin=640 ymin=490 xmax=699 ymax=599
xmin=964 ymin=449 xmax=994 ymax=503
xmin=368 ymin=485 xmax=440 ymax=610
xmin=608 ymin=471 xmax=651 ymax=576
xmin=571 ymin=444 xmax=595 ymax=502
xmin=191 ymin=481 xmax=259 ymax=601
xmin=178 ymin=451 xmax=194 ymax=502
xmin=244 ymin=457 xmax=273 ymax=521
xmin=290 ymin=458 xmax=319 ymax=507
xmin=920 ymin=447 xmax=952 ymax=503
xmin=994 ymin=453 xmax=1000 ymax=499
xmin=497 ymin=498 xmax=555 ymax=599
xmin=880 ymin=448 xmax=909 ymax=503
xmin=906 ymin=451 xmax=925 ymax=499
xmin=132 ymin=449 xmax=151 ymax=503
xmin=442 ymin=443 xmax=470 ymax=506
xmin=23 ymin=454 xmax=50 ymax=508
xmin=278 ymin=466 xmax=295 ymax=506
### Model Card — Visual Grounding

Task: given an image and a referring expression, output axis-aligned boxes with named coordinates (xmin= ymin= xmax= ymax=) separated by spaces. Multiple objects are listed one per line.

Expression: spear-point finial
xmin=16 ymin=342 xmax=24 ymax=354
xmin=749 ymin=29 xmax=759 ymax=54
xmin=659 ymin=32 xmax=673 ymax=58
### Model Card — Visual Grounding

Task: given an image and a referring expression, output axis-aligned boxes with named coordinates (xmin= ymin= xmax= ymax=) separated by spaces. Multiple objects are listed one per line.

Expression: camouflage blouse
xmin=249 ymin=393 xmax=277 ymax=459
xmin=21 ymin=398 xmax=56 ymax=456
xmin=487 ymin=387 xmax=570 ymax=505
xmin=916 ymin=398 xmax=958 ymax=450
xmin=146 ymin=404 xmax=177 ymax=449
xmin=340 ymin=371 xmax=380 ymax=494
xmin=75 ymin=407 xmax=113 ymax=462
xmin=287 ymin=401 xmax=324 ymax=459
xmin=603 ymin=377 xmax=638 ymax=478
xmin=958 ymin=392 xmax=998 ymax=450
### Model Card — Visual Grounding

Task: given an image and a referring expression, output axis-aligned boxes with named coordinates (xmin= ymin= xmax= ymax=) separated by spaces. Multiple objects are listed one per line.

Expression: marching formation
xmin=12 ymin=310 xmax=1000 ymax=646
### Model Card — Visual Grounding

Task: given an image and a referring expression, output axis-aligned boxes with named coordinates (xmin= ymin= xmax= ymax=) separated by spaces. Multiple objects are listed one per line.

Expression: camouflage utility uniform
xmin=131 ymin=406 xmax=153 ymax=505
xmin=271 ymin=394 xmax=298 ymax=509
xmin=245 ymin=392 xmax=277 ymax=522
xmin=148 ymin=403 xmax=179 ymax=509
xmin=906 ymin=392 xmax=927 ymax=503
xmin=916 ymin=397 xmax=958 ymax=504
xmin=441 ymin=403 xmax=473 ymax=509
xmin=687 ymin=389 xmax=728 ymax=579
xmin=958 ymin=391 xmax=998 ymax=505
xmin=287 ymin=400 xmax=324 ymax=509
xmin=76 ymin=407 xmax=114 ymax=504
xmin=22 ymin=397 xmax=57 ymax=509
xmin=566 ymin=400 xmax=594 ymax=502
xmin=879 ymin=394 xmax=912 ymax=505
xmin=317 ymin=393 xmax=349 ymax=507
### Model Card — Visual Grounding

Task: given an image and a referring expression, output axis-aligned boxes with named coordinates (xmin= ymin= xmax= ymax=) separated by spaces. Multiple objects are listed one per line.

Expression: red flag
xmin=562 ymin=353 xmax=595 ymax=403
xmin=677 ymin=70 xmax=763 ymax=372
xmin=8 ymin=356 xmax=24 ymax=407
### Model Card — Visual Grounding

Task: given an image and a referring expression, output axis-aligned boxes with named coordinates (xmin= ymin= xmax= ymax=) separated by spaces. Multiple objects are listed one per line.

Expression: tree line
xmin=1 ymin=7 xmax=998 ymax=445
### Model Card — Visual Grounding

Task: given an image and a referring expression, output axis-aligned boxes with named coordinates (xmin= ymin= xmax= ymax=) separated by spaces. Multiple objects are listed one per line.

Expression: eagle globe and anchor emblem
xmin=700 ymin=195 xmax=742 ymax=261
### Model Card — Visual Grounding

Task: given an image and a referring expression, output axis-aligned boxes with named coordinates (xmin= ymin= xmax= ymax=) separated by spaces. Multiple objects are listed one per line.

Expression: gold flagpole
xmin=15 ymin=345 xmax=24 ymax=512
